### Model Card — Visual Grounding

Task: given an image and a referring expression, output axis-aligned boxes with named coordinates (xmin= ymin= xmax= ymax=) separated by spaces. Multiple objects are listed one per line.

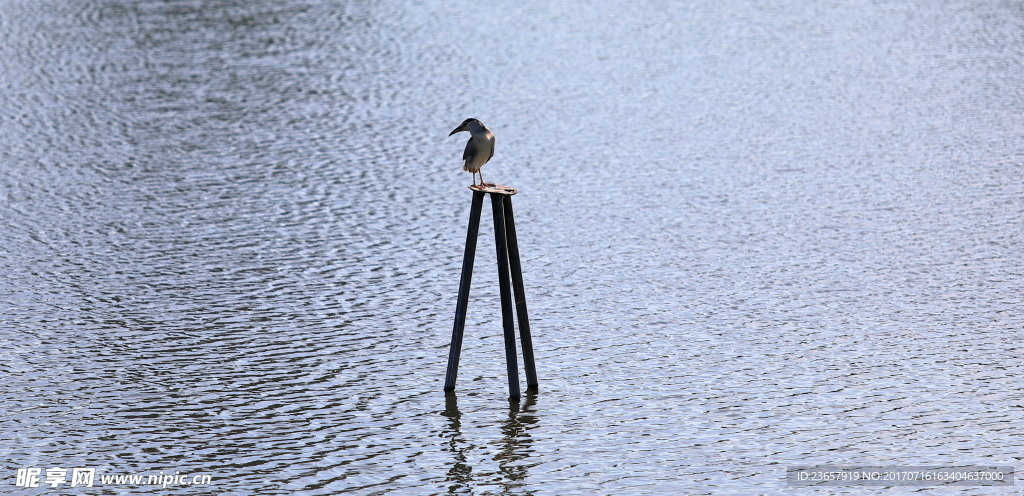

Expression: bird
xmin=448 ymin=118 xmax=495 ymax=188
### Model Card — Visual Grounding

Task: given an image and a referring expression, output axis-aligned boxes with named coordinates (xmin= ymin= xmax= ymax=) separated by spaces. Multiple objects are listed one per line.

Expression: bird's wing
xmin=463 ymin=138 xmax=476 ymax=163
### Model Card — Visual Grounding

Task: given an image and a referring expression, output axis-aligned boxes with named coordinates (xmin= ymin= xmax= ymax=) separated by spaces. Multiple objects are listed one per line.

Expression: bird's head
xmin=448 ymin=118 xmax=481 ymax=136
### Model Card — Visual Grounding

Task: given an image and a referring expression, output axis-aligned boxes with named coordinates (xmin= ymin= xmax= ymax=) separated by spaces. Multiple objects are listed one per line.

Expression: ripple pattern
xmin=1 ymin=0 xmax=1022 ymax=494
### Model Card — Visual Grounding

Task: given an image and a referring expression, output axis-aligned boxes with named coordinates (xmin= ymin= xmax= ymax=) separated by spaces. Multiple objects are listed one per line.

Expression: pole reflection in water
xmin=496 ymin=392 xmax=539 ymax=493
xmin=441 ymin=391 xmax=473 ymax=492
xmin=441 ymin=391 xmax=540 ymax=494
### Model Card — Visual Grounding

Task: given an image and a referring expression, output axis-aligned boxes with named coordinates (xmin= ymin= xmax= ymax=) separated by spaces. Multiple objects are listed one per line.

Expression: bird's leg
xmin=479 ymin=171 xmax=494 ymax=187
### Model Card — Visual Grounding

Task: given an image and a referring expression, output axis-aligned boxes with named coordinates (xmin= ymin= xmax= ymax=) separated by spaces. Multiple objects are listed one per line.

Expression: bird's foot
xmin=481 ymin=182 xmax=496 ymax=187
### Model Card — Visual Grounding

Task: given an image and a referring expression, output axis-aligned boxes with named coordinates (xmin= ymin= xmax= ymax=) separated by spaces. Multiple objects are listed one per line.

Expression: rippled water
xmin=2 ymin=0 xmax=1022 ymax=494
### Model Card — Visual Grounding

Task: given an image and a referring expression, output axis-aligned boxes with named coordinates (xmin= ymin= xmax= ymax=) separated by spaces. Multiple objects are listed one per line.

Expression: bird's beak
xmin=448 ymin=125 xmax=464 ymax=136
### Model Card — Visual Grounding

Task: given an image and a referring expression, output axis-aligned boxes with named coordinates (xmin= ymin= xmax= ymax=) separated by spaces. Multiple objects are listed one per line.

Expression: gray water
xmin=2 ymin=0 xmax=1022 ymax=494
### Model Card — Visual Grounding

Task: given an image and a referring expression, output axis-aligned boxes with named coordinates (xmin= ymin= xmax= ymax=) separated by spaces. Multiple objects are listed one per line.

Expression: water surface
xmin=1 ymin=0 xmax=1022 ymax=494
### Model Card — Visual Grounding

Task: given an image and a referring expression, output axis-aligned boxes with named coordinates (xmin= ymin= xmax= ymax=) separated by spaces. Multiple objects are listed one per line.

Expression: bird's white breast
xmin=465 ymin=125 xmax=495 ymax=172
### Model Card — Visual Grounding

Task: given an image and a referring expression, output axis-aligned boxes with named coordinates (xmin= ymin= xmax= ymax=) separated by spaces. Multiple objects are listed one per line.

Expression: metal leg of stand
xmin=444 ymin=191 xmax=485 ymax=390
xmin=501 ymin=196 xmax=538 ymax=390
xmin=490 ymin=193 xmax=521 ymax=399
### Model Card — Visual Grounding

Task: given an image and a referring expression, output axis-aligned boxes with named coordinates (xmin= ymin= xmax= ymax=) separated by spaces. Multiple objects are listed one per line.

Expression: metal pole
xmin=501 ymin=196 xmax=538 ymax=390
xmin=444 ymin=190 xmax=485 ymax=391
xmin=490 ymin=192 xmax=521 ymax=399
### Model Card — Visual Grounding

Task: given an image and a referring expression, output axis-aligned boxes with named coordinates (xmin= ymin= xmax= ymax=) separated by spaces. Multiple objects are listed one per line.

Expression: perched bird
xmin=448 ymin=118 xmax=495 ymax=188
